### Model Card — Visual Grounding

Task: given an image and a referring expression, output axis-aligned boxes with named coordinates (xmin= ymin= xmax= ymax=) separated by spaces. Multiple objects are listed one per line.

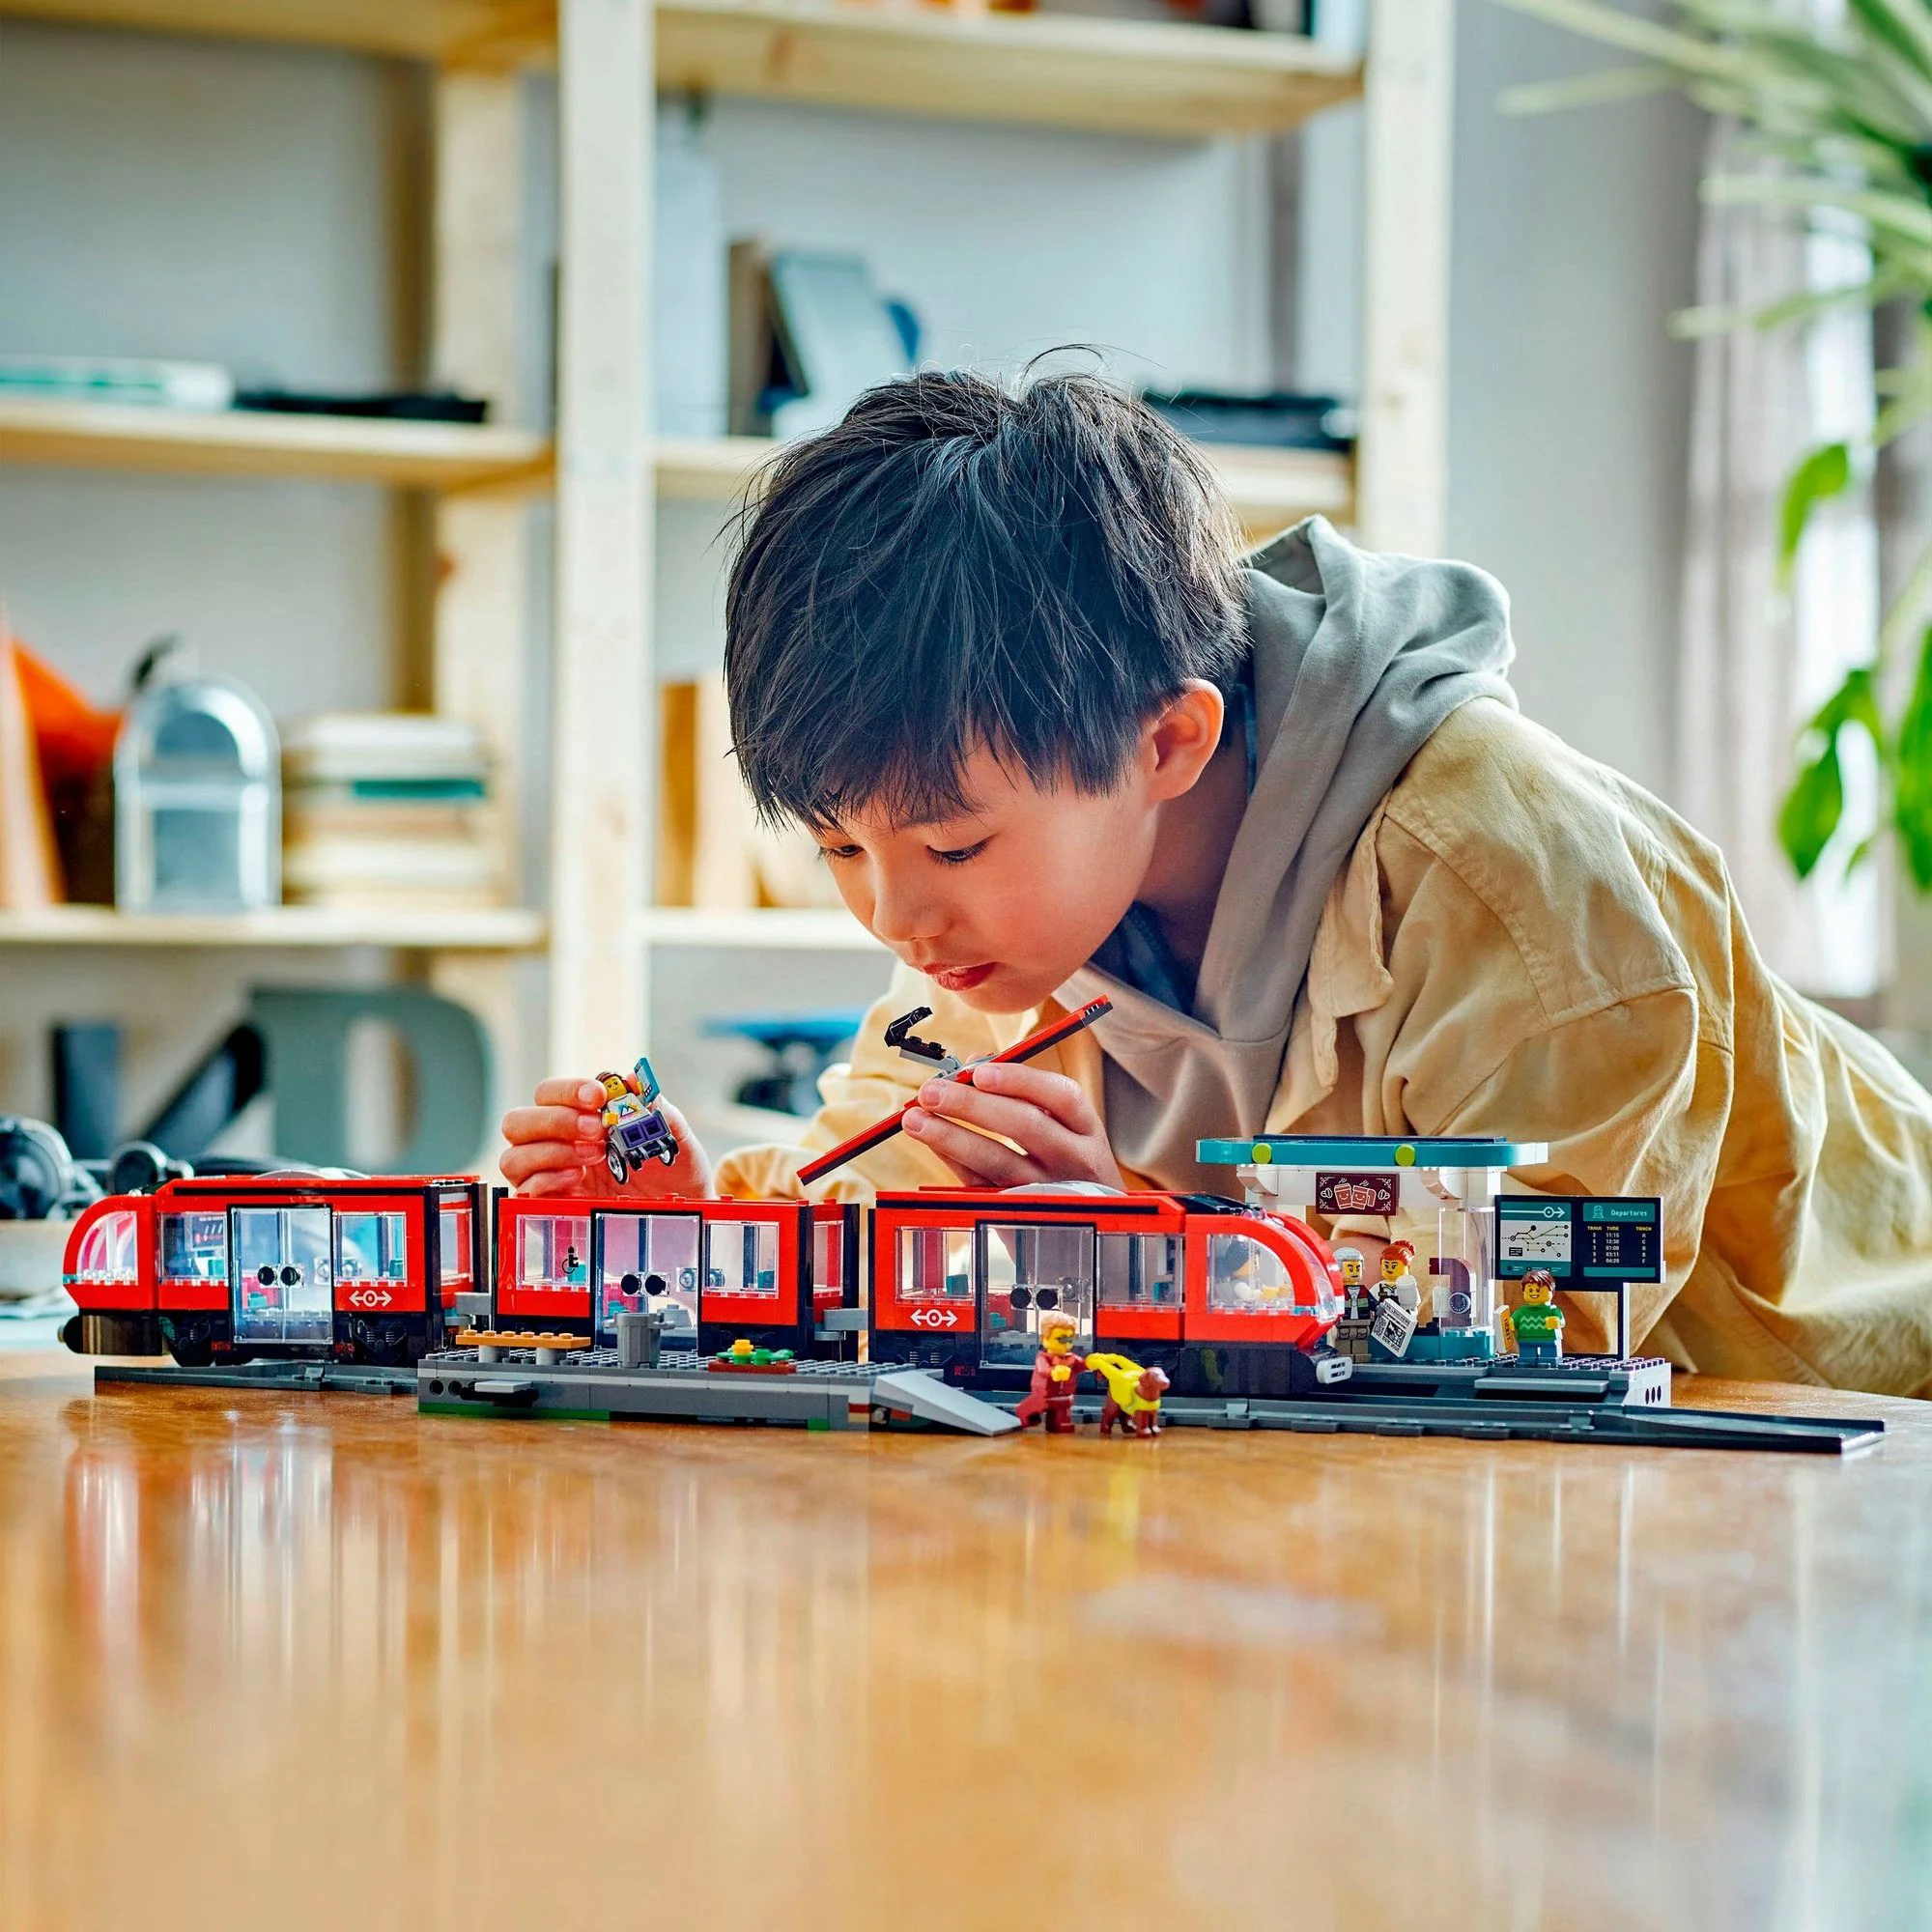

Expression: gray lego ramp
xmin=870 ymin=1369 xmax=1019 ymax=1436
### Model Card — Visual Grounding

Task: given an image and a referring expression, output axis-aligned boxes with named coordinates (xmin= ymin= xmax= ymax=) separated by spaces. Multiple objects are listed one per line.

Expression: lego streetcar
xmin=60 ymin=1171 xmax=1353 ymax=1399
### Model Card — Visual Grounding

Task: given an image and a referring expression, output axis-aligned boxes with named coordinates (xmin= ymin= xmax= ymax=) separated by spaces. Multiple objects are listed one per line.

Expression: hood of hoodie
xmin=1058 ymin=515 xmax=1520 ymax=1193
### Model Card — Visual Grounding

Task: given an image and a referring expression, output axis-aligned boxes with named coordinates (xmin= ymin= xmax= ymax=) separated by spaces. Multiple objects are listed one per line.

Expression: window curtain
xmin=1675 ymin=121 xmax=1882 ymax=997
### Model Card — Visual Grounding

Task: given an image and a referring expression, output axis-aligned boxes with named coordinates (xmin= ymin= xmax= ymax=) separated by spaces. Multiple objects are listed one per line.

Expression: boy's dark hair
xmin=724 ymin=368 xmax=1249 ymax=830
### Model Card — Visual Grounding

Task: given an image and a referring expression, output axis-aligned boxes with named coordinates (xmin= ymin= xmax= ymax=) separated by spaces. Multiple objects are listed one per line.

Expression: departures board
xmin=1494 ymin=1196 xmax=1663 ymax=1285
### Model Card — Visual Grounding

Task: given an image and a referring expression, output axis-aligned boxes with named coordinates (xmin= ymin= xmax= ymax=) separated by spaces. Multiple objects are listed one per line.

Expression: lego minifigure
xmin=1378 ymin=1239 xmax=1420 ymax=1313
xmin=1085 ymin=1351 xmax=1169 ymax=1437
xmin=1501 ymin=1268 xmax=1565 ymax=1363
xmin=1012 ymin=1312 xmax=1084 ymax=1433
xmin=598 ymin=1056 xmax=679 ymax=1182
xmin=1334 ymin=1245 xmax=1369 ymax=1318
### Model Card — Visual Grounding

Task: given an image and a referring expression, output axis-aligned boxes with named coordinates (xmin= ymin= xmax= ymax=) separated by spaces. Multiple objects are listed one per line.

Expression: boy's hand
xmin=499 ymin=1078 xmax=717 ymax=1200
xmin=901 ymin=1061 xmax=1123 ymax=1191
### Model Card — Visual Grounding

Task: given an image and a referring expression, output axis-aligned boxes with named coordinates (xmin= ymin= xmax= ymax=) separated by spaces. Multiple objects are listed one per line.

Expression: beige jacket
xmin=719 ymin=701 xmax=1932 ymax=1396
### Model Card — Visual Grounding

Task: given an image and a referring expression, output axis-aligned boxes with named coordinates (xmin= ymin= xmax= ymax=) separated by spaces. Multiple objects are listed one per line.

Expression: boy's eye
xmin=816 ymin=843 xmax=862 ymax=863
xmin=930 ymin=839 xmax=989 ymax=867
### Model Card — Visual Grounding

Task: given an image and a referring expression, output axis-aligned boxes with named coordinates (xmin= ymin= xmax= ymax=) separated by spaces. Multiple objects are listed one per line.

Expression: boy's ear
xmin=1142 ymin=681 xmax=1227 ymax=802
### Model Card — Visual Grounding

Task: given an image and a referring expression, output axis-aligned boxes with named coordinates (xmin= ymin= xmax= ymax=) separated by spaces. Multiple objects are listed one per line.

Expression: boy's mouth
xmin=924 ymin=961 xmax=996 ymax=993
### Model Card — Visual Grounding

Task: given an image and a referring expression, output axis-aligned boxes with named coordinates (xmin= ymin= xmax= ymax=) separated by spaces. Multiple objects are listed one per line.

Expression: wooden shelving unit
xmin=0 ymin=0 xmax=555 ymax=62
xmin=656 ymin=0 xmax=1359 ymax=136
xmin=638 ymin=906 xmax=884 ymax=950
xmin=0 ymin=0 xmax=1359 ymax=139
xmin=657 ymin=433 xmax=1352 ymax=539
xmin=0 ymin=397 xmax=552 ymax=490
xmin=0 ymin=407 xmax=1351 ymax=540
xmin=0 ymin=905 xmax=546 ymax=950
xmin=1 ymin=0 xmax=1450 ymax=1101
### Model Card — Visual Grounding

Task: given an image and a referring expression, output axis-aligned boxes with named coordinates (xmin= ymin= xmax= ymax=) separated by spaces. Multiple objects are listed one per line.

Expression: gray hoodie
xmin=1057 ymin=516 xmax=1520 ymax=1193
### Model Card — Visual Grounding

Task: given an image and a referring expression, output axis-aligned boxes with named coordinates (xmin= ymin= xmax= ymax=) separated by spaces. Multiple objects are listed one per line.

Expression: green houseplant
xmin=1496 ymin=0 xmax=1932 ymax=886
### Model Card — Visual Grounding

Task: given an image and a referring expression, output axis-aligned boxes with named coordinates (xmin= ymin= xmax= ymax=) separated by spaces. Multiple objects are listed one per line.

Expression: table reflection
xmin=0 ymin=1378 xmax=1922 ymax=1927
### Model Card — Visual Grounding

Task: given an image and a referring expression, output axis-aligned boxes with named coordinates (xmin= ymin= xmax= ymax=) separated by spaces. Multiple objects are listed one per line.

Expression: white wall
xmin=1443 ymin=3 xmax=1704 ymax=795
xmin=1297 ymin=12 xmax=1702 ymax=796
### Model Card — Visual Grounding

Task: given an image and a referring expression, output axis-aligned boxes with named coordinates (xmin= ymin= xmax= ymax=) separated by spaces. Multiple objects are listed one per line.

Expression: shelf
xmin=0 ymin=905 xmax=548 ymax=950
xmin=655 ymin=434 xmax=787 ymax=504
xmin=639 ymin=907 xmax=885 ymax=950
xmin=0 ymin=399 xmax=554 ymax=492
xmin=658 ymin=0 xmax=1360 ymax=139
xmin=1 ymin=0 xmax=1359 ymax=140
xmin=0 ymin=411 xmax=1349 ymax=534
xmin=0 ymin=0 xmax=554 ymax=62
xmin=656 ymin=434 xmax=1351 ymax=538
xmin=1210 ymin=443 xmax=1352 ymax=536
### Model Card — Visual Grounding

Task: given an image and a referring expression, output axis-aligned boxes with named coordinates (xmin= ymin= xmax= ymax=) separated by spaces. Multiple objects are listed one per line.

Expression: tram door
xmin=594 ymin=1212 xmax=701 ymax=1343
xmin=978 ymin=1221 xmax=1095 ymax=1370
xmin=231 ymin=1207 xmax=334 ymax=1346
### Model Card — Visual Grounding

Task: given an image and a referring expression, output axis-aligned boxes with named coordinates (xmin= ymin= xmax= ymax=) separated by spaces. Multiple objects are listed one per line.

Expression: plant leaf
xmin=1501 ymin=66 xmax=1684 ymax=114
xmin=1805 ymin=663 xmax=1889 ymax=749
xmin=1779 ymin=441 xmax=1855 ymax=580
xmin=1893 ymin=628 xmax=1932 ymax=887
xmin=1779 ymin=737 xmax=1847 ymax=879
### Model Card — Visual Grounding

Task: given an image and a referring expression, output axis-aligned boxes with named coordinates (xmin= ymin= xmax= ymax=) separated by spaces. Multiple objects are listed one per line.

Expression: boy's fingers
xmin=956 ymin=1061 xmax=1098 ymax=1132
xmin=916 ymin=1080 xmax=1088 ymax=1168
xmin=501 ymin=1104 xmax=606 ymax=1147
xmin=521 ymin=1165 xmax=596 ymax=1198
xmin=905 ymin=1109 xmax=1038 ymax=1188
xmin=499 ymin=1140 xmax=594 ymax=1187
xmin=533 ymin=1076 xmax=609 ymax=1110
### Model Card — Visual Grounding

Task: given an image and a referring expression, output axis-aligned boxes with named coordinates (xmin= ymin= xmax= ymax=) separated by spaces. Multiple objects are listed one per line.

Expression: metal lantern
xmin=114 ymin=675 xmax=279 ymax=912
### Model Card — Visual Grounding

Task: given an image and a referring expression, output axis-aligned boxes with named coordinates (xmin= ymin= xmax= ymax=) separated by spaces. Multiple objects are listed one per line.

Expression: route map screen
xmin=1495 ymin=1197 xmax=1662 ymax=1284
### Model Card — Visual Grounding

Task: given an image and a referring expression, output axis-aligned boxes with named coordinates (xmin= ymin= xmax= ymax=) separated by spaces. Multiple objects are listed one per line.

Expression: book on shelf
xmin=0 ymin=355 xmax=234 ymax=412
xmin=281 ymin=713 xmax=500 ymax=910
xmin=657 ymin=676 xmax=840 ymax=914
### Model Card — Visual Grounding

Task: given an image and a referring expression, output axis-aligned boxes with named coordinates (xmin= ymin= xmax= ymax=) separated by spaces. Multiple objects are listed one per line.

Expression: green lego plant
xmin=1496 ymin=0 xmax=1932 ymax=887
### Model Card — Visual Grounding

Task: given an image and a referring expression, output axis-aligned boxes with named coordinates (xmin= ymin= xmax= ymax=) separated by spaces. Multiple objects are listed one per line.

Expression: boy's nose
xmin=867 ymin=876 xmax=944 ymax=948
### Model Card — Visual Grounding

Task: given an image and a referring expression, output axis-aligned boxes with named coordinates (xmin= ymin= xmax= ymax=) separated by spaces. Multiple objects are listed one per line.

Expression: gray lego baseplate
xmin=97 ymin=1360 xmax=418 ymax=1398
xmin=985 ymin=1388 xmax=1881 ymax=1454
xmin=1350 ymin=1352 xmax=1675 ymax=1408
xmin=415 ymin=1346 xmax=1019 ymax=1436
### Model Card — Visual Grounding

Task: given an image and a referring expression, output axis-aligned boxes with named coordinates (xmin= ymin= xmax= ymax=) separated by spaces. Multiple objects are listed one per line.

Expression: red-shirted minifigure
xmin=1012 ymin=1313 xmax=1084 ymax=1433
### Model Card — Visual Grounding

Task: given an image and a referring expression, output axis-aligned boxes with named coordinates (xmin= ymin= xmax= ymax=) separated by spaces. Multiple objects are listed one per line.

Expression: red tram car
xmin=64 ymin=1173 xmax=1350 ymax=1395
xmin=493 ymin=1191 xmax=858 ymax=1358
xmin=61 ymin=1174 xmax=487 ymax=1365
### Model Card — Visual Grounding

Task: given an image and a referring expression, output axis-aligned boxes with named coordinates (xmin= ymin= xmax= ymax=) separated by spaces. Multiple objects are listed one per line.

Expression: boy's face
xmin=811 ymin=697 xmax=1216 ymax=1014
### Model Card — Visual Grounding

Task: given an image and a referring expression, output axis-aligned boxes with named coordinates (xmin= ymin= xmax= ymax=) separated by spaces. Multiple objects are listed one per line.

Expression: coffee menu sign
xmin=1314 ymin=1172 xmax=1401 ymax=1217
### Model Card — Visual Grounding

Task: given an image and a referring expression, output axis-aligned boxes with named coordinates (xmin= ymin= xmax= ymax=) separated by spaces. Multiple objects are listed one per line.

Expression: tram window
xmin=521 ymin=1215 xmax=590 ymax=1288
xmin=336 ymin=1211 xmax=409 ymax=1283
xmin=1207 ymin=1234 xmax=1303 ymax=1314
xmin=159 ymin=1210 xmax=226 ymax=1281
xmin=73 ymin=1208 xmax=139 ymax=1283
xmin=438 ymin=1199 xmax=473 ymax=1286
xmin=1097 ymin=1234 xmax=1181 ymax=1309
xmin=899 ymin=1227 xmax=974 ymax=1300
xmin=704 ymin=1220 xmax=780 ymax=1296
xmin=811 ymin=1217 xmax=846 ymax=1295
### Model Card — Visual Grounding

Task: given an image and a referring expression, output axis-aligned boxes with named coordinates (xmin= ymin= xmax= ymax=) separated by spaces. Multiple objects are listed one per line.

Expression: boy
xmin=502 ymin=370 xmax=1932 ymax=1397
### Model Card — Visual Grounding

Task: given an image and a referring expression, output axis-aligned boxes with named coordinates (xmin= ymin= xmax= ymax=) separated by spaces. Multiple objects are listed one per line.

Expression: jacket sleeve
xmin=1418 ymin=987 xmax=1729 ymax=1354
xmin=713 ymin=962 xmax=1022 ymax=1202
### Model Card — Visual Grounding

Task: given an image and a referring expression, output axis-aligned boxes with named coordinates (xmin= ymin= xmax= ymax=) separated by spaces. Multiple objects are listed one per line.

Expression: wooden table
xmin=0 ymin=1350 xmax=1926 ymax=1930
